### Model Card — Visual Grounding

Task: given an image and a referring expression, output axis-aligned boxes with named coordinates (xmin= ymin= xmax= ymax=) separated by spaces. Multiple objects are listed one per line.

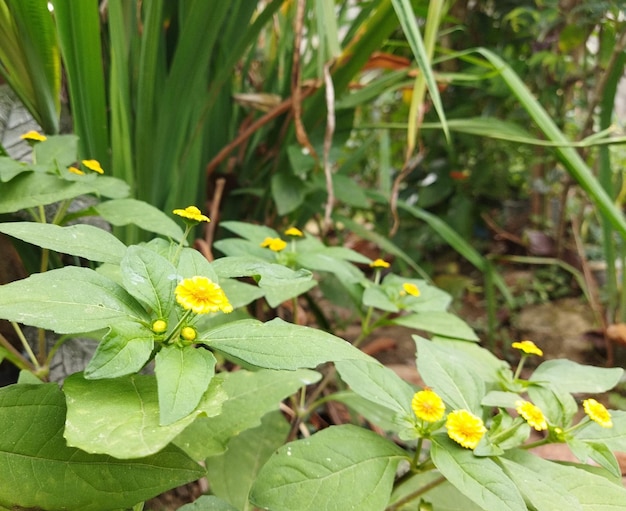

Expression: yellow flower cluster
xmin=516 ymin=400 xmax=547 ymax=431
xmin=402 ymin=282 xmax=420 ymax=297
xmin=369 ymin=258 xmax=390 ymax=268
xmin=412 ymin=389 xmax=445 ymax=423
xmin=175 ymin=276 xmax=233 ymax=314
xmin=583 ymin=398 xmax=612 ymax=428
xmin=261 ymin=237 xmax=287 ymax=252
xmin=512 ymin=340 xmax=543 ymax=357
xmin=173 ymin=206 xmax=210 ymax=223
xmin=20 ymin=130 xmax=47 ymax=142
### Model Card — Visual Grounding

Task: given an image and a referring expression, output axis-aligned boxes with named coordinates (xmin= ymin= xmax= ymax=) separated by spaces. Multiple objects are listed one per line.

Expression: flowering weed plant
xmin=0 ymin=150 xmax=624 ymax=509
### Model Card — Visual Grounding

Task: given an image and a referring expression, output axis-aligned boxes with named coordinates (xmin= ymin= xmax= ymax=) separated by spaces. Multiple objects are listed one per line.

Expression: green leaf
xmin=95 ymin=198 xmax=185 ymax=242
xmin=0 ymin=383 xmax=204 ymax=511
xmin=201 ymin=318 xmax=369 ymax=369
xmin=363 ymin=285 xmax=399 ymax=312
xmin=296 ymin=250 xmax=365 ymax=284
xmin=63 ymin=372 xmax=226 ymax=458
xmin=481 ymin=391 xmax=523 ymax=409
xmin=576 ymin=410 xmax=626 ymax=452
xmin=219 ymin=277 xmax=266 ymax=309
xmin=504 ymin=449 xmax=626 ymax=510
xmin=529 ymin=359 xmax=623 ymax=394
xmin=271 ymin=171 xmax=305 ymax=215
xmin=414 ymin=336 xmax=484 ymax=413
xmin=175 ymin=368 xmax=321 ymax=460
xmin=121 ymin=244 xmax=177 ymax=318
xmin=155 ymin=345 xmax=216 ymax=426
xmin=220 ymin=220 xmax=279 ymax=241
xmin=527 ymin=384 xmax=577 ymax=428
xmin=206 ymin=411 xmax=290 ymax=511
xmin=34 ymin=134 xmax=77 ymax=167
xmin=178 ymin=496 xmax=239 ymax=511
xmin=178 ymin=246 xmax=219 ymax=282
xmin=335 ymin=358 xmax=415 ymax=416
xmin=566 ymin=438 xmax=621 ymax=479
xmin=0 ymin=157 xmax=27 ymax=181
xmin=330 ymin=391 xmax=404 ymax=433
xmin=0 ymin=221 xmax=127 ymax=263
xmin=84 ymin=324 xmax=154 ymax=379
xmin=383 ymin=274 xmax=452 ymax=312
xmin=393 ymin=311 xmax=479 ymax=341
xmin=250 ymin=425 xmax=407 ymax=511
xmin=0 ymin=266 xmax=148 ymax=333
xmin=498 ymin=454 xmax=583 ymax=511
xmin=430 ymin=436 xmax=526 ymax=511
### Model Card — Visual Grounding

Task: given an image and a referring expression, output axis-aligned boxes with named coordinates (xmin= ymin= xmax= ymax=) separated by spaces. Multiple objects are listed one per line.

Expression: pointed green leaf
xmin=201 ymin=318 xmax=369 ymax=369
xmin=250 ymin=425 xmax=407 ymax=511
xmin=567 ymin=438 xmax=621 ymax=479
xmin=155 ymin=345 xmax=216 ymax=426
xmin=178 ymin=246 xmax=219 ymax=281
xmin=121 ymin=245 xmax=178 ymax=317
xmin=95 ymin=198 xmax=185 ymax=242
xmin=34 ymin=134 xmax=77 ymax=167
xmin=529 ymin=359 xmax=623 ymax=394
xmin=0 ymin=266 xmax=148 ymax=333
xmin=206 ymin=411 xmax=290 ymax=511
xmin=220 ymin=220 xmax=279 ymax=241
xmin=393 ymin=311 xmax=479 ymax=341
xmin=330 ymin=391 xmax=403 ymax=433
xmin=0 ymin=222 xmax=126 ymax=263
xmin=527 ymin=384 xmax=577 ymax=428
xmin=175 ymin=368 xmax=321 ymax=460
xmin=63 ymin=372 xmax=226 ymax=458
xmin=576 ymin=410 xmax=626 ymax=452
xmin=84 ymin=324 xmax=154 ymax=379
xmin=363 ymin=286 xmax=399 ymax=312
xmin=431 ymin=436 xmax=526 ymax=511
xmin=0 ymin=383 xmax=203 ymax=511
xmin=0 ymin=157 xmax=27 ymax=181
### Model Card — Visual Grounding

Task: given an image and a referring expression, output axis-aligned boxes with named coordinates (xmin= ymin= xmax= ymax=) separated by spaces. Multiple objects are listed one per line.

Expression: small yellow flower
xmin=512 ymin=340 xmax=543 ymax=357
xmin=181 ymin=326 xmax=197 ymax=341
xmin=412 ymin=389 xmax=445 ymax=422
xmin=369 ymin=258 xmax=390 ymax=268
xmin=68 ymin=166 xmax=85 ymax=176
xmin=152 ymin=319 xmax=168 ymax=334
xmin=175 ymin=276 xmax=233 ymax=314
xmin=445 ymin=409 xmax=486 ymax=449
xmin=516 ymin=400 xmax=547 ymax=431
xmin=172 ymin=205 xmax=210 ymax=223
xmin=260 ymin=237 xmax=287 ymax=252
xmin=285 ymin=227 xmax=303 ymax=237
xmin=402 ymin=282 xmax=420 ymax=297
xmin=20 ymin=130 xmax=47 ymax=142
xmin=583 ymin=398 xmax=612 ymax=428
xmin=82 ymin=159 xmax=104 ymax=174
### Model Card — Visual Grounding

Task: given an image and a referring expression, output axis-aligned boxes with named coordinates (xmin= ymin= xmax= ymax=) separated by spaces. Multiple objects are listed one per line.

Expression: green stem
xmin=412 ymin=437 xmax=424 ymax=468
xmin=11 ymin=322 xmax=41 ymax=371
xmin=0 ymin=333 xmax=34 ymax=372
xmin=513 ymin=354 xmax=527 ymax=381
xmin=387 ymin=474 xmax=446 ymax=511
xmin=164 ymin=309 xmax=193 ymax=344
xmin=172 ymin=225 xmax=193 ymax=264
xmin=520 ymin=438 xmax=551 ymax=450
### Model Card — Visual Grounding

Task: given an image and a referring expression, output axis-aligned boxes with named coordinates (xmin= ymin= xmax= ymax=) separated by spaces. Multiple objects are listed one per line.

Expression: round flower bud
xmin=152 ymin=319 xmax=168 ymax=334
xmin=181 ymin=326 xmax=197 ymax=341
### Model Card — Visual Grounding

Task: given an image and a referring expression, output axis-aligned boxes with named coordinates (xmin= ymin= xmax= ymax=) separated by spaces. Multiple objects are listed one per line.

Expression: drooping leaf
xmin=0 ymin=221 xmax=126 ymax=263
xmin=250 ymin=425 xmax=407 ymax=511
xmin=206 ymin=411 xmax=290 ymax=511
xmin=393 ymin=311 xmax=479 ymax=341
xmin=0 ymin=383 xmax=204 ymax=511
xmin=0 ymin=266 xmax=148 ymax=333
xmin=430 ymin=436 xmax=526 ymax=511
xmin=63 ymin=372 xmax=226 ymax=459
xmin=155 ymin=345 xmax=216 ymax=426
xmin=175 ymin=368 xmax=321 ymax=460
xmin=200 ymin=318 xmax=369 ymax=369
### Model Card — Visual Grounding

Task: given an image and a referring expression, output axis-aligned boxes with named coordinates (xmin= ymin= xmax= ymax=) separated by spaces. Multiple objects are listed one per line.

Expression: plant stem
xmin=512 ymin=354 xmax=527 ymax=381
xmin=386 ymin=474 xmax=446 ymax=511
xmin=11 ymin=322 xmax=41 ymax=371
xmin=0 ymin=333 xmax=35 ymax=372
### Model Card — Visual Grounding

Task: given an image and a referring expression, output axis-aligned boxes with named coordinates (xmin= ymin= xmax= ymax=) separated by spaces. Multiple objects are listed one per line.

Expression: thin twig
xmin=196 ymin=177 xmax=226 ymax=262
xmin=386 ymin=474 xmax=446 ymax=511
xmin=0 ymin=333 xmax=35 ymax=372
xmin=322 ymin=60 xmax=336 ymax=234
xmin=389 ymin=151 xmax=424 ymax=237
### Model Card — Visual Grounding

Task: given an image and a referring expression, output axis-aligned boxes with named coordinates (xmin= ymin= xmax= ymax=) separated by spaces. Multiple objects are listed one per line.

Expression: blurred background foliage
xmin=2 ymin=0 xmax=626 ymax=348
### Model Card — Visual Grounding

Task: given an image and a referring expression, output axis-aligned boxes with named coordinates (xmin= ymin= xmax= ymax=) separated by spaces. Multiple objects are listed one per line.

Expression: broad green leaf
xmin=393 ymin=311 xmax=479 ymax=341
xmin=155 ymin=345 xmax=216 ymax=426
xmin=175 ymin=368 xmax=321 ymax=460
xmin=84 ymin=325 xmax=154 ymax=379
xmin=34 ymin=134 xmax=77 ymax=167
xmin=330 ymin=391 xmax=403 ymax=433
xmin=0 ymin=156 xmax=27 ymax=181
xmin=121 ymin=245 xmax=177 ymax=318
xmin=177 ymin=246 xmax=219 ymax=282
xmin=498 ymin=454 xmax=583 ymax=511
xmin=178 ymin=496 xmax=239 ymax=511
xmin=414 ymin=336 xmax=484 ymax=413
xmin=0 ymin=383 xmax=203 ymax=511
xmin=250 ymin=425 xmax=407 ymax=511
xmin=529 ymin=359 xmax=623 ymax=394
xmin=95 ymin=198 xmax=185 ymax=242
xmin=335 ymin=358 xmax=415 ymax=416
xmin=63 ymin=372 xmax=226 ymax=458
xmin=484 ymin=413 xmax=530 ymax=452
xmin=220 ymin=220 xmax=279 ymax=241
xmin=527 ymin=384 xmax=577 ymax=428
xmin=431 ymin=436 xmax=526 ymax=511
xmin=576 ymin=410 xmax=626 ymax=452
xmin=201 ymin=318 xmax=369 ymax=369
xmin=333 ymin=173 xmax=370 ymax=208
xmin=213 ymin=238 xmax=276 ymax=260
xmin=296 ymin=251 xmax=365 ymax=284
xmin=212 ymin=256 xmax=316 ymax=307
xmin=0 ymin=266 xmax=148 ymax=333
xmin=219 ymin=277 xmax=266 ymax=309
xmin=481 ymin=391 xmax=522 ymax=409
xmin=566 ymin=438 xmax=621 ymax=479
xmin=382 ymin=274 xmax=452 ymax=312
xmin=363 ymin=286 xmax=399 ymax=312
xmin=271 ymin=171 xmax=305 ymax=215
xmin=206 ymin=411 xmax=290 ymax=511
xmin=505 ymin=449 xmax=626 ymax=510
xmin=0 ymin=221 xmax=126 ymax=263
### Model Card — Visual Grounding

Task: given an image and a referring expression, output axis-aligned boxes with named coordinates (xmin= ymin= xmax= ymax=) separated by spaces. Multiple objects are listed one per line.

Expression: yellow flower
xmin=20 ymin=130 xmax=47 ymax=142
xmin=369 ymin=258 xmax=390 ymax=268
xmin=82 ymin=159 xmax=104 ymax=174
xmin=285 ymin=227 xmax=303 ymax=237
xmin=516 ymin=400 xmax=547 ymax=431
xmin=260 ymin=237 xmax=287 ymax=252
xmin=172 ymin=205 xmax=210 ymax=223
xmin=152 ymin=319 xmax=168 ymax=334
xmin=445 ymin=409 xmax=486 ymax=449
xmin=68 ymin=166 xmax=85 ymax=176
xmin=512 ymin=340 xmax=543 ymax=357
xmin=181 ymin=326 xmax=197 ymax=341
xmin=175 ymin=276 xmax=233 ymax=314
xmin=583 ymin=398 xmax=612 ymax=428
xmin=412 ymin=389 xmax=445 ymax=422
xmin=402 ymin=282 xmax=420 ymax=297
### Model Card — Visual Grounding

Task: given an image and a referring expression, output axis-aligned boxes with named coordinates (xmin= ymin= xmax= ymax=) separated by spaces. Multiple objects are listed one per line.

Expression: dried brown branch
xmin=322 ymin=61 xmax=336 ymax=234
